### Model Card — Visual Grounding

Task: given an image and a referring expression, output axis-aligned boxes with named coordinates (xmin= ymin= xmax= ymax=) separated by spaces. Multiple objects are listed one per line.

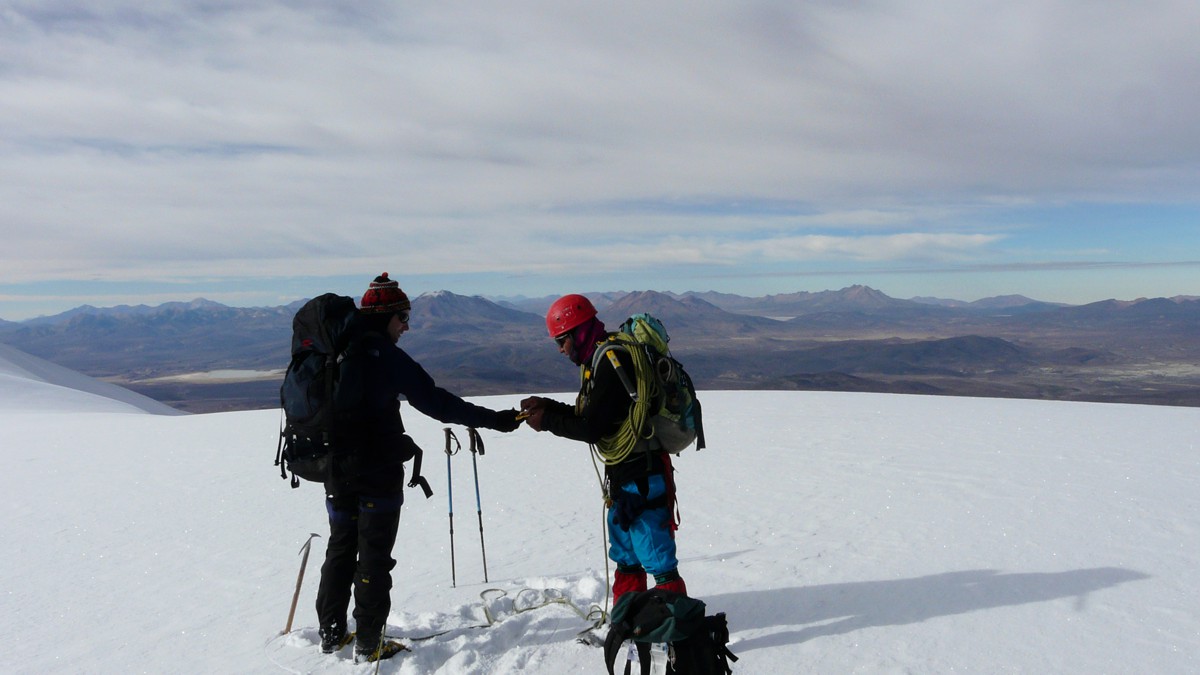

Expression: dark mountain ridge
xmin=1 ymin=286 xmax=1197 ymax=412
xmin=684 ymin=284 xmax=913 ymax=316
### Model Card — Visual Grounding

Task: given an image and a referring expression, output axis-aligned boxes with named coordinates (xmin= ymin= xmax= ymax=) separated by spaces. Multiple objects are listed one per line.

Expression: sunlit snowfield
xmin=2 ymin=349 xmax=1198 ymax=673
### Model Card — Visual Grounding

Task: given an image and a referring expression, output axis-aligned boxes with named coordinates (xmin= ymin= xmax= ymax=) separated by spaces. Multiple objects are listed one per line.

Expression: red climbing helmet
xmin=545 ymin=294 xmax=597 ymax=338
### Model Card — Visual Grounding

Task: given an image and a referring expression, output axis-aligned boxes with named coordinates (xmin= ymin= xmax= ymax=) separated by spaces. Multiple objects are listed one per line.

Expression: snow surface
xmin=1 ymin=349 xmax=1198 ymax=674
xmin=0 ymin=343 xmax=183 ymax=416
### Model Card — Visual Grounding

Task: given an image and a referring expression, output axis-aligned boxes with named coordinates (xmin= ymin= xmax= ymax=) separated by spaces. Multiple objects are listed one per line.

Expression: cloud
xmin=1 ymin=0 xmax=1198 ymax=308
xmin=665 ymin=232 xmax=1005 ymax=266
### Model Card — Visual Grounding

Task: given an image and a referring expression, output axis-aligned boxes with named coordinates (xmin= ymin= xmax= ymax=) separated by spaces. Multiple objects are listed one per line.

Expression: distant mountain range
xmin=2 ymin=287 xmax=1198 ymax=412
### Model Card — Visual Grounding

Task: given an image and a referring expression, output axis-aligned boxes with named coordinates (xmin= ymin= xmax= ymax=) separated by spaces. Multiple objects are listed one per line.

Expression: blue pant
xmin=607 ymin=473 xmax=678 ymax=577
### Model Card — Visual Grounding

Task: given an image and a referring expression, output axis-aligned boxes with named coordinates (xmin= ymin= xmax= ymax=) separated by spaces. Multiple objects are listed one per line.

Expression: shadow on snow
xmin=709 ymin=567 xmax=1150 ymax=652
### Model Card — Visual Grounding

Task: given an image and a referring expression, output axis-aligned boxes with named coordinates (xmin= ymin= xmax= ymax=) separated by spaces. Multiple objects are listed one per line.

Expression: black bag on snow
xmin=275 ymin=294 xmax=358 ymax=488
xmin=603 ymin=589 xmax=737 ymax=675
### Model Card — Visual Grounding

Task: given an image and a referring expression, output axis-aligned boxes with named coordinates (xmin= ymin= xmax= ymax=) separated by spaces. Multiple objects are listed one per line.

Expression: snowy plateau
xmin=1 ymin=346 xmax=1198 ymax=674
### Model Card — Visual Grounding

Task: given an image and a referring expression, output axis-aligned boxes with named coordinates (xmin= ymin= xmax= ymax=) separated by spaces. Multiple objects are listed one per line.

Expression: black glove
xmin=520 ymin=396 xmax=547 ymax=412
xmin=519 ymin=396 xmax=551 ymax=431
xmin=524 ymin=406 xmax=547 ymax=431
xmin=490 ymin=409 xmax=522 ymax=433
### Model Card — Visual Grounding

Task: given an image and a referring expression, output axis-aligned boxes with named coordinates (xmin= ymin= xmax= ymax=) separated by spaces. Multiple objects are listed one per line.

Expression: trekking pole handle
xmin=444 ymin=427 xmax=461 ymax=456
xmin=468 ymin=427 xmax=484 ymax=456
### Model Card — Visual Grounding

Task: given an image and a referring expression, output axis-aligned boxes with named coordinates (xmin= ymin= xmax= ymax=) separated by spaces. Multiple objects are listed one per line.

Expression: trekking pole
xmin=283 ymin=533 xmax=321 ymax=634
xmin=468 ymin=427 xmax=489 ymax=583
xmin=444 ymin=428 xmax=461 ymax=588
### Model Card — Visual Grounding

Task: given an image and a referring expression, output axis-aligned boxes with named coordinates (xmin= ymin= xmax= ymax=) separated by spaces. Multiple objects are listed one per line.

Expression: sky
xmin=3 ymin=346 xmax=1199 ymax=673
xmin=2 ymin=1 xmax=1199 ymax=321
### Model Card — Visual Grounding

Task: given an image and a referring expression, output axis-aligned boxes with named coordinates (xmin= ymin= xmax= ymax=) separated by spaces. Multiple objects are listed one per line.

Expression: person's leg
xmin=350 ymin=494 xmax=403 ymax=653
xmin=627 ymin=474 xmax=687 ymax=595
xmin=607 ymin=501 xmax=648 ymax=606
xmin=316 ymin=493 xmax=358 ymax=648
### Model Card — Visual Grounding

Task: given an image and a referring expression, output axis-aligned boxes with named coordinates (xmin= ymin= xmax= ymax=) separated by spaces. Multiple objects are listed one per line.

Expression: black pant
xmin=315 ymin=492 xmax=403 ymax=647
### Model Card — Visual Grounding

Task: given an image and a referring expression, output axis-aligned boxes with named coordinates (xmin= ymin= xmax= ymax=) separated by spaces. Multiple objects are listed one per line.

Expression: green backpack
xmin=589 ymin=313 xmax=706 ymax=464
xmin=603 ymin=589 xmax=737 ymax=675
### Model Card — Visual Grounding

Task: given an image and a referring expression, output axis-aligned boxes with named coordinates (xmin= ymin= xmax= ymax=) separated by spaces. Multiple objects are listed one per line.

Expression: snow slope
xmin=0 ymin=350 xmax=1197 ymax=674
xmin=0 ymin=343 xmax=183 ymax=415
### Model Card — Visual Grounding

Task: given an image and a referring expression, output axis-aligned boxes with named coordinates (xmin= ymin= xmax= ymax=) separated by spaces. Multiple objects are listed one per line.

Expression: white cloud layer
xmin=1 ymin=0 xmax=1199 ymax=313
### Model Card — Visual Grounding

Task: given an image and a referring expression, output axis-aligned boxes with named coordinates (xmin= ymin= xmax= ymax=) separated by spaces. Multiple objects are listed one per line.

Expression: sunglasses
xmin=554 ymin=332 xmax=572 ymax=347
xmin=395 ymin=310 xmax=410 ymax=324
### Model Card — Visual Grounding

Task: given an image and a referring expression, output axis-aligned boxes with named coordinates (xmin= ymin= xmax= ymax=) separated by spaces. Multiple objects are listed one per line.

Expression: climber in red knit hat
xmin=316 ymin=272 xmax=521 ymax=662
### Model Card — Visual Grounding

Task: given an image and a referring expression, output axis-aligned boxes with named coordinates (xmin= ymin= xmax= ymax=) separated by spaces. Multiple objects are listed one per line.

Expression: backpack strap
xmin=603 ymin=622 xmax=654 ymax=675
xmin=593 ymin=340 xmax=639 ymax=402
xmin=406 ymin=443 xmax=433 ymax=499
xmin=632 ymin=643 xmax=652 ymax=675
xmin=707 ymin=613 xmax=739 ymax=673
xmin=275 ymin=410 xmax=289 ymax=482
xmin=688 ymin=380 xmax=706 ymax=451
xmin=662 ymin=453 xmax=680 ymax=533
xmin=603 ymin=621 xmax=629 ymax=675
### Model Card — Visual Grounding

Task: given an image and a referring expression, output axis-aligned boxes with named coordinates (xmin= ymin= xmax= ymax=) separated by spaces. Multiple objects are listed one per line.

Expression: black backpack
xmin=604 ymin=589 xmax=737 ymax=675
xmin=275 ymin=294 xmax=358 ymax=488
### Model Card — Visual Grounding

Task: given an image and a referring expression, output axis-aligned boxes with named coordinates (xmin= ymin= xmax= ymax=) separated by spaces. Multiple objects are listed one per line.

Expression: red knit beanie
xmin=360 ymin=272 xmax=411 ymax=314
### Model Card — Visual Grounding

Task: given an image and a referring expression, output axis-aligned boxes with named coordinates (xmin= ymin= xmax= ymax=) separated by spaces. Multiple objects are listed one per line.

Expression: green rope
xmin=382 ymin=586 xmax=607 ymax=644
xmin=590 ymin=446 xmax=613 ymax=619
xmin=588 ymin=337 xmax=660 ymax=466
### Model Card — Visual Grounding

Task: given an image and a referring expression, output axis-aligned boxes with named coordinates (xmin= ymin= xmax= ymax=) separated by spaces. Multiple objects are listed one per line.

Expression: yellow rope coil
xmin=590 ymin=337 xmax=660 ymax=466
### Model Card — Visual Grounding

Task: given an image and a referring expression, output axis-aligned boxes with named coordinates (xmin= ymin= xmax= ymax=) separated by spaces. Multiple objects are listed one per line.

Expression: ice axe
xmin=283 ymin=533 xmax=321 ymax=634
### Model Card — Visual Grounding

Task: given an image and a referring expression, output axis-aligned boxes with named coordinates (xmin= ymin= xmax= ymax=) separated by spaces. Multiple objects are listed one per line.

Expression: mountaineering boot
xmin=319 ymin=623 xmax=350 ymax=654
xmin=355 ymin=638 xmax=407 ymax=663
xmin=612 ymin=566 xmax=648 ymax=607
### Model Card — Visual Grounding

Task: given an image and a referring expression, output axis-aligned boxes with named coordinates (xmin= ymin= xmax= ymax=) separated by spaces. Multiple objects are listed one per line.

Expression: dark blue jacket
xmin=332 ymin=322 xmax=505 ymax=496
